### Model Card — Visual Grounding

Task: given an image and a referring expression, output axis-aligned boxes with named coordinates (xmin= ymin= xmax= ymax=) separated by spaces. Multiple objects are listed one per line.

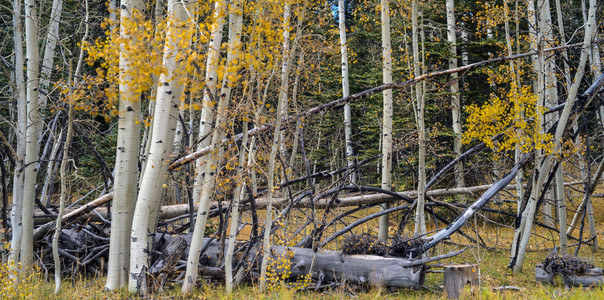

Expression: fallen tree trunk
xmin=407 ymin=153 xmax=533 ymax=258
xmin=155 ymin=234 xmax=468 ymax=289
xmin=33 ymin=179 xmax=598 ymax=227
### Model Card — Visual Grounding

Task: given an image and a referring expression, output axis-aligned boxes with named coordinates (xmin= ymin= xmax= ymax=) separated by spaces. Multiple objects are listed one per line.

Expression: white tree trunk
xmin=191 ymin=0 xmax=226 ymax=217
xmin=225 ymin=121 xmax=249 ymax=293
xmin=39 ymin=0 xmax=63 ymax=106
xmin=105 ymin=0 xmax=145 ymax=290
xmin=378 ymin=0 xmax=393 ymax=241
xmin=446 ymin=0 xmax=464 ymax=191
xmin=182 ymin=1 xmax=242 ymax=292
xmin=540 ymin=0 xmax=557 ymax=228
xmin=19 ymin=0 xmax=41 ymax=267
xmin=129 ymin=0 xmax=193 ymax=292
xmin=339 ymin=0 xmax=356 ymax=183
xmin=511 ymin=0 xmax=597 ymax=272
xmin=412 ymin=0 xmax=427 ymax=235
xmin=9 ymin=0 xmax=26 ymax=266
xmin=259 ymin=2 xmax=293 ymax=289
xmin=53 ymin=95 xmax=74 ymax=294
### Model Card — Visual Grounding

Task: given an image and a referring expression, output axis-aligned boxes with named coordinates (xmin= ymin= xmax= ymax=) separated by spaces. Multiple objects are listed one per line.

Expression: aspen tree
xmin=412 ymin=0 xmax=426 ymax=235
xmin=539 ymin=0 xmax=557 ymax=228
xmin=182 ymin=0 xmax=243 ymax=292
xmin=9 ymin=0 xmax=26 ymax=266
xmin=377 ymin=0 xmax=393 ymax=241
xmin=446 ymin=0 xmax=464 ymax=191
xmin=191 ymin=0 xmax=226 ymax=217
xmin=105 ymin=0 xmax=146 ymax=290
xmin=129 ymin=0 xmax=194 ymax=292
xmin=511 ymin=0 xmax=597 ymax=272
xmin=259 ymin=1 xmax=294 ymax=289
xmin=339 ymin=0 xmax=356 ymax=183
xmin=20 ymin=0 xmax=41 ymax=267
xmin=39 ymin=0 xmax=63 ymax=106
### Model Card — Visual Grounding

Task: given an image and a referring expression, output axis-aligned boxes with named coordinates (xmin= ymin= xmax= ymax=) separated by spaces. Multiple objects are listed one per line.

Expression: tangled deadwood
xmin=341 ymin=234 xmax=389 ymax=256
xmin=542 ymin=250 xmax=594 ymax=276
xmin=342 ymin=234 xmax=426 ymax=259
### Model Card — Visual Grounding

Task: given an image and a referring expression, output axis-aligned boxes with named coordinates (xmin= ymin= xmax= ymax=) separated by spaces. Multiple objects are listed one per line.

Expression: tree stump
xmin=443 ymin=263 xmax=479 ymax=299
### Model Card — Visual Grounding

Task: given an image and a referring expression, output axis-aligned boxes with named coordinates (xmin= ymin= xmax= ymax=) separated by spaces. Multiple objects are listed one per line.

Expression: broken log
xmin=563 ymin=268 xmax=604 ymax=287
xmin=149 ymin=235 xmax=187 ymax=294
xmin=443 ymin=263 xmax=479 ymax=299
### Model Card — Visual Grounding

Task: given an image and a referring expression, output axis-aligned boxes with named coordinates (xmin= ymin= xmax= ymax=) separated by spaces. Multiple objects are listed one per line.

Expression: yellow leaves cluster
xmin=0 ymin=262 xmax=41 ymax=299
xmin=463 ymin=84 xmax=553 ymax=154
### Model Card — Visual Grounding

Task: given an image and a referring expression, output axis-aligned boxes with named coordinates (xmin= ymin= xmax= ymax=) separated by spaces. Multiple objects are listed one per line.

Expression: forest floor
xmin=4 ymin=192 xmax=604 ymax=299
xmin=15 ymin=244 xmax=604 ymax=299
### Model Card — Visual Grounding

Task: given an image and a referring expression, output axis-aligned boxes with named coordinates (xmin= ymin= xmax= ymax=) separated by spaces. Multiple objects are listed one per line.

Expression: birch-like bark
xmin=53 ymin=95 xmax=73 ymax=294
xmin=446 ymin=0 xmax=464 ymax=191
xmin=412 ymin=0 xmax=426 ymax=235
xmin=9 ymin=0 xmax=26 ymax=265
xmin=225 ymin=120 xmax=249 ymax=293
xmin=339 ymin=0 xmax=356 ymax=183
xmin=182 ymin=1 xmax=242 ymax=292
xmin=510 ymin=0 xmax=539 ymax=259
xmin=105 ymin=0 xmax=145 ymax=290
xmin=551 ymin=0 xmax=569 ymax=253
xmin=259 ymin=2 xmax=293 ymax=289
xmin=540 ymin=0 xmax=557 ymax=228
xmin=191 ymin=0 xmax=226 ymax=212
xmin=377 ymin=0 xmax=393 ymax=241
xmin=511 ymin=0 xmax=597 ymax=272
xmin=19 ymin=0 xmax=41 ymax=267
xmin=129 ymin=0 xmax=193 ymax=292
xmin=39 ymin=0 xmax=63 ymax=106
xmin=277 ymin=3 xmax=293 ymax=186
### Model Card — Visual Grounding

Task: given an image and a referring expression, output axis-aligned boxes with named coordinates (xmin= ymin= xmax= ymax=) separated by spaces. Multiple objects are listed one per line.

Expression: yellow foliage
xmin=0 ymin=261 xmax=41 ymax=299
xmin=463 ymin=83 xmax=553 ymax=154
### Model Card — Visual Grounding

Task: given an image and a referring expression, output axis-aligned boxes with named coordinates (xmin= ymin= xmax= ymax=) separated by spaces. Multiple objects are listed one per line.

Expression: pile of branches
xmin=542 ymin=250 xmax=595 ymax=277
xmin=342 ymin=234 xmax=424 ymax=258
xmin=37 ymin=223 xmax=110 ymax=277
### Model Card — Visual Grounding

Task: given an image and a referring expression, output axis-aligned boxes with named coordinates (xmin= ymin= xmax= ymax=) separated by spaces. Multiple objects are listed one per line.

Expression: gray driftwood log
xmin=157 ymin=234 xmax=426 ymax=289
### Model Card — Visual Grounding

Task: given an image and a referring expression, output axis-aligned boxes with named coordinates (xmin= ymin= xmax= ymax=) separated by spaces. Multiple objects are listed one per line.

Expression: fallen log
xmin=154 ymin=235 xmax=472 ymax=289
xmin=33 ymin=179 xmax=599 ymax=227
xmin=563 ymin=268 xmax=604 ymax=287
xmin=33 ymin=192 xmax=113 ymax=240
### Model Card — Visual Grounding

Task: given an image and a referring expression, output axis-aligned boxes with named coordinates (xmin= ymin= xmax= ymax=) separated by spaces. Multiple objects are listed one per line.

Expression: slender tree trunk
xmin=9 ymin=0 xmax=26 ymax=265
xmin=339 ymin=0 xmax=356 ymax=184
xmin=225 ymin=120 xmax=250 ymax=293
xmin=259 ymin=2 xmax=293 ymax=289
xmin=446 ymin=0 xmax=464 ymax=192
xmin=182 ymin=1 xmax=242 ymax=292
xmin=511 ymin=0 xmax=597 ymax=272
xmin=129 ymin=0 xmax=193 ymax=292
xmin=53 ymin=88 xmax=74 ymax=295
xmin=39 ymin=0 xmax=63 ymax=106
xmin=377 ymin=0 xmax=393 ymax=241
xmin=105 ymin=0 xmax=145 ymax=290
xmin=277 ymin=3 xmax=294 ymax=187
xmin=540 ymin=0 xmax=557 ymax=228
xmin=412 ymin=0 xmax=426 ymax=235
xmin=19 ymin=0 xmax=41 ymax=267
xmin=191 ymin=0 xmax=226 ymax=217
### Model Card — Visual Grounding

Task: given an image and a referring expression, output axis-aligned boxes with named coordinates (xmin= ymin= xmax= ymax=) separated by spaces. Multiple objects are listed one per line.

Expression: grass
xmin=7 ymin=237 xmax=603 ymax=299
xmin=6 ymin=182 xmax=604 ymax=299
